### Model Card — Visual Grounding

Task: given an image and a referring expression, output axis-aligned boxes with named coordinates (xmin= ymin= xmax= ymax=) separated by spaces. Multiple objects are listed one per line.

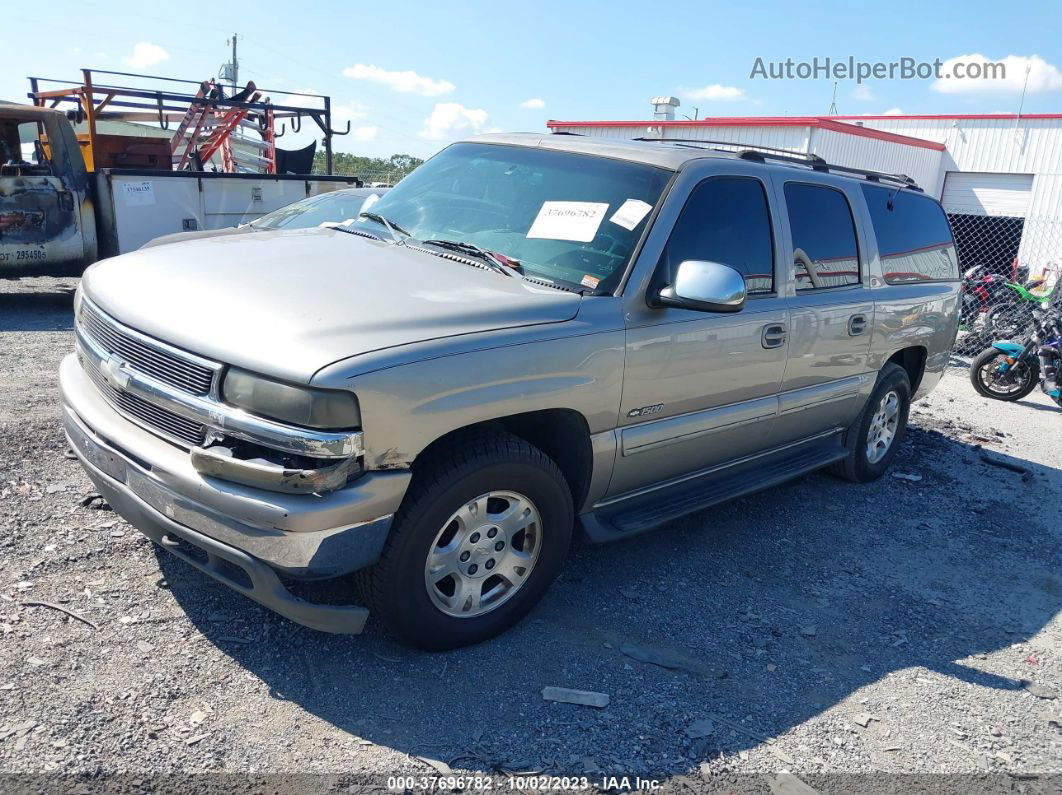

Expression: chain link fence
xmin=952 ymin=212 xmax=1062 ymax=353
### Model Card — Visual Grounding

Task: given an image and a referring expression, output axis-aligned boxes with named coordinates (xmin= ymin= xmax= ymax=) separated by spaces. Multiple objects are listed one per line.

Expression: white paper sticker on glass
xmin=609 ymin=199 xmax=653 ymax=231
xmin=527 ymin=201 xmax=609 ymax=242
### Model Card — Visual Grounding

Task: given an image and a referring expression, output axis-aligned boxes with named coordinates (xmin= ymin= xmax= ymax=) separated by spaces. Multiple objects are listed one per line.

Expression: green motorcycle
xmin=986 ymin=278 xmax=1056 ymax=339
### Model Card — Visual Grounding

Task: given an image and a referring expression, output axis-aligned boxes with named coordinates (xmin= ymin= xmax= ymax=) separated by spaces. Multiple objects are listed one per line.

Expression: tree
xmin=312 ymin=151 xmax=424 ymax=183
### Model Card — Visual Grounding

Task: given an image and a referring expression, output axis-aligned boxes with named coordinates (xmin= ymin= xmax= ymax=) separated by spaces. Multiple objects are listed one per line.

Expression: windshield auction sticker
xmin=527 ymin=201 xmax=609 ymax=242
xmin=609 ymin=198 xmax=653 ymax=231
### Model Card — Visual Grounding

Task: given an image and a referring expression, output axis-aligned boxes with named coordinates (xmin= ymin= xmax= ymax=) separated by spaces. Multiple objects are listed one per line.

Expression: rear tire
xmin=829 ymin=363 xmax=911 ymax=483
xmin=364 ymin=431 xmax=573 ymax=650
xmin=969 ymin=348 xmax=1039 ymax=401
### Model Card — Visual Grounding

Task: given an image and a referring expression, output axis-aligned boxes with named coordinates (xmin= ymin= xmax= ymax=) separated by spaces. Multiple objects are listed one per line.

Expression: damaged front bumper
xmin=60 ymin=353 xmax=412 ymax=633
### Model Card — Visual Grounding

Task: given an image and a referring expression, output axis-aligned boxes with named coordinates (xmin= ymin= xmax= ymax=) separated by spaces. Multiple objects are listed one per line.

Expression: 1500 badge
xmin=627 ymin=403 xmax=663 ymax=418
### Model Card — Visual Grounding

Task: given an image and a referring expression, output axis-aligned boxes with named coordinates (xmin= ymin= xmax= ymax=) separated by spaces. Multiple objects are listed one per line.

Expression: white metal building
xmin=548 ymin=110 xmax=1062 ymax=281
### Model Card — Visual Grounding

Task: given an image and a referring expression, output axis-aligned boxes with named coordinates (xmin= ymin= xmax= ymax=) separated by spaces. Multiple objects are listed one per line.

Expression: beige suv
xmin=60 ymin=134 xmax=961 ymax=649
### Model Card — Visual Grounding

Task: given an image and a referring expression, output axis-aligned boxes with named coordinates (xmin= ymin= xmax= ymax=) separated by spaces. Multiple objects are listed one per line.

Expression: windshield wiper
xmin=419 ymin=239 xmax=514 ymax=277
xmin=358 ymin=211 xmax=411 ymax=243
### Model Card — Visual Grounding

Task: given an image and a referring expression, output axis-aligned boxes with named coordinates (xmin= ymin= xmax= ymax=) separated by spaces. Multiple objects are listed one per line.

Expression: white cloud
xmin=123 ymin=42 xmax=170 ymax=69
xmin=420 ymin=103 xmax=491 ymax=140
xmin=932 ymin=53 xmax=1062 ymax=94
xmin=520 ymin=98 xmax=545 ymax=109
xmin=333 ymin=102 xmax=369 ymax=121
xmin=341 ymin=64 xmax=455 ymax=96
xmin=882 ymin=107 xmax=905 ymax=115
xmin=683 ymin=84 xmax=746 ymax=101
xmin=851 ymin=84 xmax=876 ymax=101
xmin=350 ymin=125 xmax=379 ymax=142
xmin=286 ymin=90 xmax=366 ymax=120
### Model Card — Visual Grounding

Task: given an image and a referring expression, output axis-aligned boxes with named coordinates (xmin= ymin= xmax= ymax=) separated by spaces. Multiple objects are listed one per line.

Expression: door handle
xmin=848 ymin=314 xmax=868 ymax=336
xmin=761 ymin=323 xmax=787 ymax=349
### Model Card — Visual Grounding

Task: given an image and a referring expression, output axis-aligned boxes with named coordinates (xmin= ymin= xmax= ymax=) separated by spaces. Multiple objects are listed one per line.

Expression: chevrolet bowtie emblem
xmin=100 ymin=355 xmax=131 ymax=390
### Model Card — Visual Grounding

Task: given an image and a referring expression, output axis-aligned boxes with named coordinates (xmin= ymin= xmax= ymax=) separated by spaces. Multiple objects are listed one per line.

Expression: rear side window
xmin=784 ymin=183 xmax=861 ymax=290
xmin=661 ymin=177 xmax=774 ymax=294
xmin=861 ymin=185 xmax=959 ymax=284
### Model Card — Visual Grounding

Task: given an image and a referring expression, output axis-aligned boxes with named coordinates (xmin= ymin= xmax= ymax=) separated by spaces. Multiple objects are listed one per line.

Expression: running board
xmin=580 ymin=438 xmax=847 ymax=542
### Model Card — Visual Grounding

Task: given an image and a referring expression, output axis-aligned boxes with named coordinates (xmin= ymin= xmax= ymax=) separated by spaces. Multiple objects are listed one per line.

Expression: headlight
xmin=222 ymin=368 xmax=361 ymax=429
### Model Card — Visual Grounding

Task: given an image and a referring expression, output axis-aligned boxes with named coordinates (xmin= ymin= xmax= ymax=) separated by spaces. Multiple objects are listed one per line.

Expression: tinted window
xmin=661 ymin=177 xmax=774 ymax=294
xmin=785 ymin=183 xmax=860 ymax=290
xmin=862 ymin=185 xmax=959 ymax=283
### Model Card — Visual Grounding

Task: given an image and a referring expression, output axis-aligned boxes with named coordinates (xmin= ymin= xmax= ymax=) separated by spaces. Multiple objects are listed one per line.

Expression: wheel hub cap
xmin=424 ymin=491 xmax=542 ymax=618
xmin=866 ymin=390 xmax=900 ymax=464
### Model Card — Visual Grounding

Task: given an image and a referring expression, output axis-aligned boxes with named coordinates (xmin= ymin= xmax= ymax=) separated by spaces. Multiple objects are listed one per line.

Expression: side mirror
xmin=653 ymin=260 xmax=746 ymax=313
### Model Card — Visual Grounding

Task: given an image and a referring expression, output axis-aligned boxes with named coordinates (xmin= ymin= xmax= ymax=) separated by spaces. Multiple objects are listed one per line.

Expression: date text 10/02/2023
xmin=387 ymin=775 xmax=662 ymax=791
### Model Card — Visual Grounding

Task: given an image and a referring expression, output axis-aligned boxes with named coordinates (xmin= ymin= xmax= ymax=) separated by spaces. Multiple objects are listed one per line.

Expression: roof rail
xmin=736 ymin=148 xmax=828 ymax=170
xmin=630 ymin=136 xmax=921 ymax=190
xmin=633 ymin=137 xmax=821 ymax=162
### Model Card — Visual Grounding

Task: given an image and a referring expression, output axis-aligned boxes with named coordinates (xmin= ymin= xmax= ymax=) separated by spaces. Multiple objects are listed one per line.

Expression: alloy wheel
xmin=423 ymin=491 xmax=542 ymax=618
xmin=866 ymin=390 xmax=900 ymax=464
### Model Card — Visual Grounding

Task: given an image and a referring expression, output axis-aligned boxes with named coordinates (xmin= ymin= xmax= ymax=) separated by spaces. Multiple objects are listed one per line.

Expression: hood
xmin=82 ymin=227 xmax=581 ymax=383
xmin=140 ymin=225 xmax=255 ymax=249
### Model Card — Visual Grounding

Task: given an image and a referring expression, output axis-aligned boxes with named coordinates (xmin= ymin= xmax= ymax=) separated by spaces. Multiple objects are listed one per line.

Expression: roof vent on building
xmin=650 ymin=96 xmax=681 ymax=122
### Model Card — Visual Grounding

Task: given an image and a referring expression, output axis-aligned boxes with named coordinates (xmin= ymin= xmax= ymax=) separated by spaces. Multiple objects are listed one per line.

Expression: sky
xmin=4 ymin=0 xmax=1061 ymax=160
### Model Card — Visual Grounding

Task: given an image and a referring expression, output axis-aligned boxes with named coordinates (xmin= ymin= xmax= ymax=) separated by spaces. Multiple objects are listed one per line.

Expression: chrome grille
xmin=78 ymin=302 xmax=215 ymax=395
xmin=80 ymin=350 xmax=207 ymax=447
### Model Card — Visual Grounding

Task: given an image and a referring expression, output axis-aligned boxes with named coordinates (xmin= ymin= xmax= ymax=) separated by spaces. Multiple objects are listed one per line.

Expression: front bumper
xmin=60 ymin=353 xmax=413 ymax=633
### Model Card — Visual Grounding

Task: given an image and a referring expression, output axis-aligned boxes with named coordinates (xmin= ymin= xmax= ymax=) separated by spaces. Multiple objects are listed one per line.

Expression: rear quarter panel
xmin=868 ymin=282 xmax=960 ymax=399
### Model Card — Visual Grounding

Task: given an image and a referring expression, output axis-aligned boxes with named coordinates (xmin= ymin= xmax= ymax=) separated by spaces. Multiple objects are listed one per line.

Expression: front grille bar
xmin=78 ymin=299 xmax=219 ymax=396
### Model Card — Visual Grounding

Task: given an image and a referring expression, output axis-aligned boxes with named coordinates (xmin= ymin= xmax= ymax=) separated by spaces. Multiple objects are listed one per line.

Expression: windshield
xmin=253 ymin=189 xmax=380 ymax=230
xmin=349 ymin=142 xmax=672 ymax=291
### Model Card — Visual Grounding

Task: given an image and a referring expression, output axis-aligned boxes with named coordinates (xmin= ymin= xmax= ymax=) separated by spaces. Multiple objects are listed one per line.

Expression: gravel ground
xmin=1 ymin=277 xmax=1060 ymax=793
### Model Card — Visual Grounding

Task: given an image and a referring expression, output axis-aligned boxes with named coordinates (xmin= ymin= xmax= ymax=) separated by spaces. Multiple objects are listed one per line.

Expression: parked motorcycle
xmin=970 ymin=305 xmax=1062 ymax=405
xmin=984 ymin=277 xmax=1055 ymax=340
xmin=960 ymin=265 xmax=1011 ymax=328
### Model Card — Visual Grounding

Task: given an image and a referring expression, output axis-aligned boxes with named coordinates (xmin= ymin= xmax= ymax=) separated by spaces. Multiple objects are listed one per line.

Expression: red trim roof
xmin=545 ymin=117 xmax=954 ymax=151
xmin=830 ymin=113 xmax=1062 ymax=121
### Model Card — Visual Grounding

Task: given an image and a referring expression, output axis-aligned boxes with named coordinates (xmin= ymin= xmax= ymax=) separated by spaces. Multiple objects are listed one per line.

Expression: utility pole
xmin=228 ymin=33 xmax=239 ymax=93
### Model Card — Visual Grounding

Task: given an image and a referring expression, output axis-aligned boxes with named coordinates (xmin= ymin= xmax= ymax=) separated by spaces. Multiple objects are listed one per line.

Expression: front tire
xmin=830 ymin=363 xmax=911 ymax=483
xmin=970 ymin=348 xmax=1039 ymax=401
xmin=364 ymin=431 xmax=573 ymax=650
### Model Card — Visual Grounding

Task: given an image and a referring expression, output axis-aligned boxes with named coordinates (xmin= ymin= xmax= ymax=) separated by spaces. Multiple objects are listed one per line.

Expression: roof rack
xmin=26 ymin=68 xmax=352 ymax=174
xmin=630 ymin=136 xmax=921 ymax=191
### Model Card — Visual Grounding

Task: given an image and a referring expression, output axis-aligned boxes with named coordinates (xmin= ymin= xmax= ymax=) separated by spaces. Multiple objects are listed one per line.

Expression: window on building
xmin=660 ymin=177 xmax=774 ymax=294
xmin=785 ymin=183 xmax=860 ymax=290
xmin=862 ymin=185 xmax=959 ymax=284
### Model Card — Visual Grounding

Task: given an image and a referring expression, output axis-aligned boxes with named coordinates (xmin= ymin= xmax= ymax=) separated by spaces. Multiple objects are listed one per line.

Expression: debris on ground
xmin=619 ymin=642 xmax=695 ymax=673
xmin=853 ymin=712 xmax=879 ymax=728
xmin=18 ymin=600 xmax=98 ymax=630
xmin=541 ymin=687 xmax=610 ymax=708
xmin=415 ymin=756 xmax=452 ymax=776
xmin=892 ymin=472 xmax=923 ymax=482
xmin=684 ymin=718 xmax=715 ymax=739
xmin=979 ymin=452 xmax=1030 ymax=475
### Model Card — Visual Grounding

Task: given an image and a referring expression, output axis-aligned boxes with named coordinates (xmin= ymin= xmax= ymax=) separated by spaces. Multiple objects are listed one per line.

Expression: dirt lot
xmin=1 ymin=278 xmax=1060 ymax=793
